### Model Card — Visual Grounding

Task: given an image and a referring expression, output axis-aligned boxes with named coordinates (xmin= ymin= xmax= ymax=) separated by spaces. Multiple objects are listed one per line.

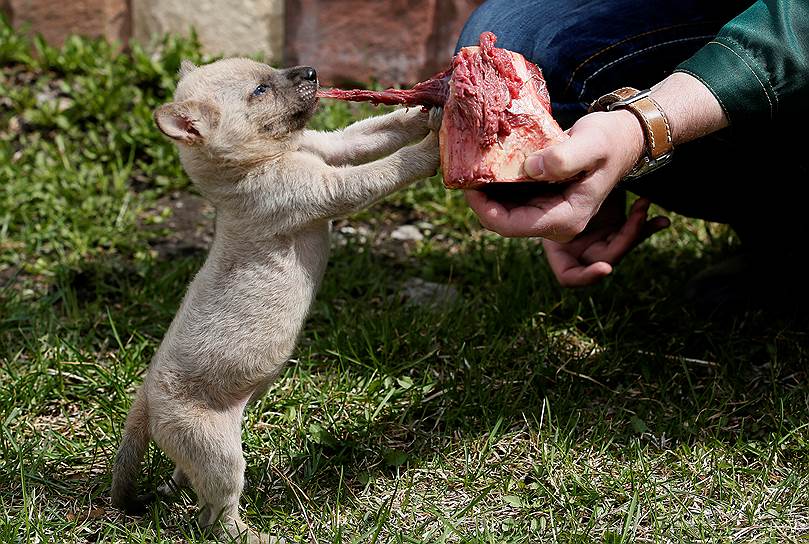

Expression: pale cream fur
xmin=110 ymin=57 xmax=440 ymax=543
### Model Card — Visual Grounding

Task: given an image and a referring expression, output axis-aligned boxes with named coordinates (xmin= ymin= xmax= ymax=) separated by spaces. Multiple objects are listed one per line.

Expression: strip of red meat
xmin=317 ymin=32 xmax=567 ymax=188
xmin=316 ymin=69 xmax=450 ymax=108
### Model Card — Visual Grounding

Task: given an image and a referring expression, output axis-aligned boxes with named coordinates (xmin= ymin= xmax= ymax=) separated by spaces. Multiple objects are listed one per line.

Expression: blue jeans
xmin=457 ymin=0 xmax=806 ymax=244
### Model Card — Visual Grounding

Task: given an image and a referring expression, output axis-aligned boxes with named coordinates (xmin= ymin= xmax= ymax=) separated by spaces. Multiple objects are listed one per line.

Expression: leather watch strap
xmin=590 ymin=86 xmax=674 ymax=163
xmin=590 ymin=87 xmax=639 ymax=111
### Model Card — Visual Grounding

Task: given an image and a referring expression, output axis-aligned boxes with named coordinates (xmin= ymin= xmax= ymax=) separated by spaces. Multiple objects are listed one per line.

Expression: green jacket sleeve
xmin=675 ymin=0 xmax=809 ymax=126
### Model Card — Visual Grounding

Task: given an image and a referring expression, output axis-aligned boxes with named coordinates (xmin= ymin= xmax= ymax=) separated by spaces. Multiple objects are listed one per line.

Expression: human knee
xmin=456 ymin=0 xmax=547 ymax=54
xmin=455 ymin=0 xmax=581 ymax=98
xmin=457 ymin=0 xmax=502 ymax=50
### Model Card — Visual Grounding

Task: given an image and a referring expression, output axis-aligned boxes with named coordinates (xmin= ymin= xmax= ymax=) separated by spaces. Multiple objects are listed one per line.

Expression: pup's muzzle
xmin=288 ymin=66 xmax=318 ymax=85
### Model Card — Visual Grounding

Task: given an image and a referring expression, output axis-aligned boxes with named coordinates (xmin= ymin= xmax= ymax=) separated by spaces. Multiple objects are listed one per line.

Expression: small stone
xmin=401 ymin=277 xmax=459 ymax=308
xmin=333 ymin=224 xmax=369 ymax=245
xmin=35 ymin=90 xmax=56 ymax=104
xmin=390 ymin=225 xmax=423 ymax=242
xmin=8 ymin=117 xmax=21 ymax=135
xmin=56 ymin=97 xmax=73 ymax=112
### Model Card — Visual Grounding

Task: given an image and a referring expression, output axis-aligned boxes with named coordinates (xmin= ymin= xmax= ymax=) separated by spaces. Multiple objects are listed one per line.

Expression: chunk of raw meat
xmin=317 ymin=32 xmax=568 ymax=189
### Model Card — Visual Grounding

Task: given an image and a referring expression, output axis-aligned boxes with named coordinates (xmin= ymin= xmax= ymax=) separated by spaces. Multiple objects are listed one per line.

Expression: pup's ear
xmin=178 ymin=59 xmax=198 ymax=79
xmin=153 ymin=101 xmax=220 ymax=145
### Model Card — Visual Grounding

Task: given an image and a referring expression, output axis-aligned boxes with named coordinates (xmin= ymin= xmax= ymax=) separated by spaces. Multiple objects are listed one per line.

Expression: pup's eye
xmin=252 ymin=84 xmax=269 ymax=97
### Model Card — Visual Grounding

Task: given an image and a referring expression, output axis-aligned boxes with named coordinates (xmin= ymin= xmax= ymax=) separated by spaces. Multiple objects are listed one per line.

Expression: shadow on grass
xmin=241 ymin=236 xmax=808 ymax=508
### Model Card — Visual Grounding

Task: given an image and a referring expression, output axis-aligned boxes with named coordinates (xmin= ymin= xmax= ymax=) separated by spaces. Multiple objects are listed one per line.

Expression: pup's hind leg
xmin=151 ymin=405 xmax=267 ymax=543
xmin=156 ymin=466 xmax=190 ymax=497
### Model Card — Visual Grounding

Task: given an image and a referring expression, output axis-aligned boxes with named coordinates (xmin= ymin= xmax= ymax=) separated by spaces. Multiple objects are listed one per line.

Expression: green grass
xmin=2 ymin=19 xmax=809 ymax=544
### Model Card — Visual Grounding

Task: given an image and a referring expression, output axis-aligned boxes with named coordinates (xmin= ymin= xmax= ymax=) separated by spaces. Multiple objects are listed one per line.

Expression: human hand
xmin=465 ymin=110 xmax=645 ymax=242
xmin=542 ymin=195 xmax=670 ymax=287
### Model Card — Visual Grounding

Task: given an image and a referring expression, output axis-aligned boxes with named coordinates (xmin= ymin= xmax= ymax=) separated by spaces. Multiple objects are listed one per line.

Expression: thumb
xmin=524 ymin=133 xmax=603 ymax=182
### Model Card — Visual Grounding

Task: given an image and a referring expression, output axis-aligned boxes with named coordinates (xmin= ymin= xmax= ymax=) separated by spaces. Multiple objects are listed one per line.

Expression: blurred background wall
xmin=1 ymin=0 xmax=484 ymax=85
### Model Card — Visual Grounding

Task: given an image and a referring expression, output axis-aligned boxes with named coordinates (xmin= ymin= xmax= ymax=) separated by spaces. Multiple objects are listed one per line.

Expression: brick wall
xmin=1 ymin=0 xmax=484 ymax=85
xmin=4 ymin=0 xmax=129 ymax=46
xmin=285 ymin=0 xmax=484 ymax=86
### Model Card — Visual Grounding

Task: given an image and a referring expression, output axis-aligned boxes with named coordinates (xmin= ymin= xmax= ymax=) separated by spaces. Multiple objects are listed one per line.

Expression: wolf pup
xmin=111 ymin=58 xmax=440 ymax=543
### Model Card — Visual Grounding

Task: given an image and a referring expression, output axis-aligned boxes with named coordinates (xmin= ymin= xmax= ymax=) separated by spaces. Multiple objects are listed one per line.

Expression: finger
xmin=524 ymin=131 xmax=604 ymax=182
xmin=557 ymin=261 xmax=613 ymax=287
xmin=583 ymin=199 xmax=669 ymax=264
xmin=627 ymin=199 xmax=670 ymax=243
xmin=466 ymin=189 xmax=578 ymax=238
xmin=593 ymin=202 xmax=650 ymax=262
xmin=544 ymin=240 xmax=612 ymax=287
xmin=639 ymin=215 xmax=671 ymax=242
xmin=465 ymin=189 xmax=505 ymax=217
xmin=543 ymin=238 xmax=581 ymax=276
xmin=503 ymin=200 xmax=572 ymax=238
xmin=464 ymin=190 xmax=523 ymax=236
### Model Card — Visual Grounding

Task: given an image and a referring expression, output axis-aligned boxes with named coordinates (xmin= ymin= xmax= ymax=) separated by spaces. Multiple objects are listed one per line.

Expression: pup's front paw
xmin=400 ymin=107 xmax=431 ymax=138
xmin=415 ymin=131 xmax=441 ymax=177
xmin=428 ymin=107 xmax=443 ymax=133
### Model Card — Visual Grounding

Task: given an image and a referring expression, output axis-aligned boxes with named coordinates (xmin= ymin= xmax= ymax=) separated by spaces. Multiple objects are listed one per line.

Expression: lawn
xmin=1 ymin=19 xmax=808 ymax=544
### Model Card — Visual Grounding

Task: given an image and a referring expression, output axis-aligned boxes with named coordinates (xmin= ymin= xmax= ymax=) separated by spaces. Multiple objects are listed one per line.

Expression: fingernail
xmin=525 ymin=155 xmax=544 ymax=178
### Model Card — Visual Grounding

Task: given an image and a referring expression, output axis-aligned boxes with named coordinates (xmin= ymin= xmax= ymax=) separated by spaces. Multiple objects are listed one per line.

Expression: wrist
xmin=610 ymin=109 xmax=647 ymax=176
xmin=649 ymin=72 xmax=728 ymax=144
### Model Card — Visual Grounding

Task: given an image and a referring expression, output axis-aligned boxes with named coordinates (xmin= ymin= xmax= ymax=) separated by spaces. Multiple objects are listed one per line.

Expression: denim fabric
xmin=456 ymin=0 xmax=752 ymax=128
xmin=455 ymin=0 xmax=808 ymax=238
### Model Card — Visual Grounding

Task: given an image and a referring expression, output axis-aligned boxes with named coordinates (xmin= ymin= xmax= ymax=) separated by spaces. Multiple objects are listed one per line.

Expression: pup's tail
xmin=111 ymin=387 xmax=151 ymax=513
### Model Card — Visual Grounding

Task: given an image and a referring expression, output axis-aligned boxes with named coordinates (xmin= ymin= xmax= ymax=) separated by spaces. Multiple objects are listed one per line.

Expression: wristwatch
xmin=589 ymin=87 xmax=673 ymax=180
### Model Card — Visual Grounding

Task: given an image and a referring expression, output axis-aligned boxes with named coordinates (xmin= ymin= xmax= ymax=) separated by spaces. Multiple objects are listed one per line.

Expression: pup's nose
xmin=290 ymin=66 xmax=317 ymax=83
xmin=301 ymin=67 xmax=317 ymax=81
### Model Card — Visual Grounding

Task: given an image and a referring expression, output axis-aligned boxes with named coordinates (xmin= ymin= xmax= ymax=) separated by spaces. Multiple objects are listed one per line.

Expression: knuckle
xmin=542 ymin=149 xmax=568 ymax=174
xmin=477 ymin=215 xmax=494 ymax=231
xmin=559 ymin=221 xmax=586 ymax=241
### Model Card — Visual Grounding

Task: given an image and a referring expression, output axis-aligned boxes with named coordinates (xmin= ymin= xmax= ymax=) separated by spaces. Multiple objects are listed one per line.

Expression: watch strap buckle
xmin=590 ymin=87 xmax=674 ymax=178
